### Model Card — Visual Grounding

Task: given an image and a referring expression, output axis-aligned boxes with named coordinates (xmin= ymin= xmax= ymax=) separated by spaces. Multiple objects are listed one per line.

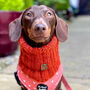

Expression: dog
xmin=9 ymin=5 xmax=70 ymax=90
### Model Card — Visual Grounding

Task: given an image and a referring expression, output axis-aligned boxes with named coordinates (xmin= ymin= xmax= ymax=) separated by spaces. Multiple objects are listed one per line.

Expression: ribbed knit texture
xmin=18 ymin=35 xmax=61 ymax=82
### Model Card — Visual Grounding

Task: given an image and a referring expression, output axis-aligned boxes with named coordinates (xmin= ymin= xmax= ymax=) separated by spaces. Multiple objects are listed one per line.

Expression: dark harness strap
xmin=14 ymin=72 xmax=21 ymax=86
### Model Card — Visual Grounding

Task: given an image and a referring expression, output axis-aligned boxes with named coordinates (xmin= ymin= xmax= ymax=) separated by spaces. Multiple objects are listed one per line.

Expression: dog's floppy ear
xmin=55 ymin=15 xmax=68 ymax=42
xmin=9 ymin=14 xmax=22 ymax=42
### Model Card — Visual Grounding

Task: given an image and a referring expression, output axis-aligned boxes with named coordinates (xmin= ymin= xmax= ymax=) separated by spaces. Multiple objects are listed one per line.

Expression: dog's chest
xmin=18 ymin=36 xmax=61 ymax=82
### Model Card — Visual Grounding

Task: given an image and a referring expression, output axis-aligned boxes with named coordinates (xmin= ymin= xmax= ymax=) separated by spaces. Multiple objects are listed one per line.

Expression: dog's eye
xmin=27 ymin=13 xmax=32 ymax=17
xmin=47 ymin=12 xmax=52 ymax=16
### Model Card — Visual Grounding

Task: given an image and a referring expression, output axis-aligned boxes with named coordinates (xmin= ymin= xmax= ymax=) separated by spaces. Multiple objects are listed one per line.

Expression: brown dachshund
xmin=9 ymin=5 xmax=68 ymax=90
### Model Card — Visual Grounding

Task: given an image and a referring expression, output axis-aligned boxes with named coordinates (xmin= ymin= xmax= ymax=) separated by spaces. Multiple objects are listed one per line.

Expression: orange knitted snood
xmin=18 ymin=35 xmax=61 ymax=82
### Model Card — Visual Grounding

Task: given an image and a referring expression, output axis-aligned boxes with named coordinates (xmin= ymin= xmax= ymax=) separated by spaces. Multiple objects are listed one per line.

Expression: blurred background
xmin=0 ymin=0 xmax=90 ymax=90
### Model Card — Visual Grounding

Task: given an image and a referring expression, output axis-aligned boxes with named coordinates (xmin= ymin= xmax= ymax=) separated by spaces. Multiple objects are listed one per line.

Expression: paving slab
xmin=0 ymin=74 xmax=20 ymax=90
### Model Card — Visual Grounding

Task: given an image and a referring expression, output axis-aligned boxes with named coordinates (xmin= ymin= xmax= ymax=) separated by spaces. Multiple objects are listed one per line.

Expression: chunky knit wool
xmin=18 ymin=35 xmax=61 ymax=82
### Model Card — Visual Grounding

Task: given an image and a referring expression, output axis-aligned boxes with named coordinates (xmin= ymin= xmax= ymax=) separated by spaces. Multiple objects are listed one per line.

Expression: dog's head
xmin=9 ymin=5 xmax=68 ymax=45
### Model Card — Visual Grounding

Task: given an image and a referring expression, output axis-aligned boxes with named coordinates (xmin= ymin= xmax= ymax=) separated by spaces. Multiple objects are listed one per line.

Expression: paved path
xmin=0 ymin=16 xmax=90 ymax=90
xmin=60 ymin=16 xmax=90 ymax=90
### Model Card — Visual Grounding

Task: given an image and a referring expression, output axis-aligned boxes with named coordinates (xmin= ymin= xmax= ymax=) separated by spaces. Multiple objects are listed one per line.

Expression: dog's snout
xmin=35 ymin=24 xmax=46 ymax=31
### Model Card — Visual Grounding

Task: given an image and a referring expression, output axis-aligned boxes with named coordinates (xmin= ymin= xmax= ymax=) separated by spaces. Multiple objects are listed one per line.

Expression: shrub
xmin=0 ymin=0 xmax=33 ymax=11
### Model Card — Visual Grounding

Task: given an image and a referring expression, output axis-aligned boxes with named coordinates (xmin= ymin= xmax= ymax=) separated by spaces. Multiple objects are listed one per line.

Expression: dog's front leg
xmin=21 ymin=87 xmax=27 ymax=90
xmin=55 ymin=77 xmax=62 ymax=90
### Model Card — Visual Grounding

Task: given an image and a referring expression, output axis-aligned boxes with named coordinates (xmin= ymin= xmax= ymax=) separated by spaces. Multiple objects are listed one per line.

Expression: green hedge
xmin=54 ymin=0 xmax=69 ymax=10
xmin=0 ymin=0 xmax=33 ymax=11
xmin=38 ymin=0 xmax=69 ymax=10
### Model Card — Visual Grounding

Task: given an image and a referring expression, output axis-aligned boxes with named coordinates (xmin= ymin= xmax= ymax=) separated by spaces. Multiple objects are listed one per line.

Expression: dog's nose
xmin=35 ymin=24 xmax=46 ymax=31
